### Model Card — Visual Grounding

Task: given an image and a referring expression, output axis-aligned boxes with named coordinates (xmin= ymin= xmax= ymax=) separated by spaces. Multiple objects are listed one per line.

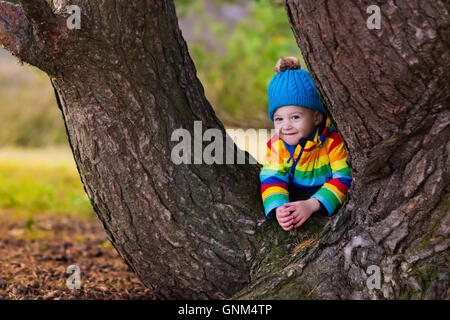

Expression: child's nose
xmin=283 ymin=121 xmax=293 ymax=129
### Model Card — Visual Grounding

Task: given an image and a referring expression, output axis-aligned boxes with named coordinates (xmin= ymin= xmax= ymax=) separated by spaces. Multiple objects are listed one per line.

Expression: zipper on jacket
xmin=287 ymin=126 xmax=319 ymax=185
xmin=289 ymin=146 xmax=304 ymax=184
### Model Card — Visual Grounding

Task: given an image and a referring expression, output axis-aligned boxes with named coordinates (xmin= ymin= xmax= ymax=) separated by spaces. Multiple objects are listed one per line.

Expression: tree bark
xmin=1 ymin=0 xmax=448 ymax=299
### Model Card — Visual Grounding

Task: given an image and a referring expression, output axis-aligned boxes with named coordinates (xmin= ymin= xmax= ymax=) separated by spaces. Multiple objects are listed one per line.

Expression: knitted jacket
xmin=260 ymin=115 xmax=352 ymax=219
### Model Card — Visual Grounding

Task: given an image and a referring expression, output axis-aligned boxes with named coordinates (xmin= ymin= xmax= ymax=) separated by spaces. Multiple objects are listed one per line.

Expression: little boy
xmin=260 ymin=56 xmax=352 ymax=231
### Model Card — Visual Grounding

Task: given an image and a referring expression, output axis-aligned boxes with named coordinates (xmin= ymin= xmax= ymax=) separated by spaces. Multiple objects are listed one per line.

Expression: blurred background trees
xmin=177 ymin=0 xmax=303 ymax=128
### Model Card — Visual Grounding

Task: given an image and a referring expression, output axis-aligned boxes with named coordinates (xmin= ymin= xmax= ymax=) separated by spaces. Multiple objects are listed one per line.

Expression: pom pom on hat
xmin=274 ymin=56 xmax=301 ymax=73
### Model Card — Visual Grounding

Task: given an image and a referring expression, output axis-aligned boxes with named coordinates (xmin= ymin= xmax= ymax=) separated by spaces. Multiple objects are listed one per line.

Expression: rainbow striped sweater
xmin=260 ymin=116 xmax=352 ymax=219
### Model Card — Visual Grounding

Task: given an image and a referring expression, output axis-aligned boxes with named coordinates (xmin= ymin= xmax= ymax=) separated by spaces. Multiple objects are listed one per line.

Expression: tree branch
xmin=1 ymin=0 xmax=69 ymax=74
xmin=0 ymin=1 xmax=35 ymax=62
xmin=19 ymin=0 xmax=59 ymax=37
xmin=18 ymin=0 xmax=72 ymax=62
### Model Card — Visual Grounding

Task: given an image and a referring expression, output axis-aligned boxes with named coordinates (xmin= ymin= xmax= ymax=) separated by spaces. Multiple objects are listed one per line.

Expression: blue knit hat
xmin=268 ymin=56 xmax=326 ymax=121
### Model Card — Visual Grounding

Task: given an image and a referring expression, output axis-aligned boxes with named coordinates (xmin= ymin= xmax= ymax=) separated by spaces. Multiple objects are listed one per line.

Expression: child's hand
xmin=282 ymin=198 xmax=321 ymax=229
xmin=275 ymin=206 xmax=295 ymax=231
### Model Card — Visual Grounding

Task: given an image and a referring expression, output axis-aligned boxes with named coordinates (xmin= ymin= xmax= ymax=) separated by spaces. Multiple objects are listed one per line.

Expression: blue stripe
xmin=283 ymin=142 xmax=297 ymax=162
xmin=338 ymin=177 xmax=352 ymax=187
xmin=311 ymin=193 xmax=334 ymax=216
xmin=260 ymin=175 xmax=289 ymax=184
xmin=265 ymin=199 xmax=289 ymax=218
xmin=332 ymin=172 xmax=352 ymax=180
xmin=291 ymin=172 xmax=332 ymax=187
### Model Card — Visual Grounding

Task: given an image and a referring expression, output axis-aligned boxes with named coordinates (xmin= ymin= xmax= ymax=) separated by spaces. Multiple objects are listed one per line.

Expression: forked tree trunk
xmin=0 ymin=0 xmax=448 ymax=299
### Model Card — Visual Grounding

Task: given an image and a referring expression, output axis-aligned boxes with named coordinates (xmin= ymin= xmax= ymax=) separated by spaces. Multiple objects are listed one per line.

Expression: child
xmin=260 ymin=56 xmax=352 ymax=231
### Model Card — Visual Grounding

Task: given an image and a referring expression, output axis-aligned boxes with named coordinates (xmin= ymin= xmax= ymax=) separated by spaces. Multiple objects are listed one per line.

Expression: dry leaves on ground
xmin=0 ymin=213 xmax=155 ymax=300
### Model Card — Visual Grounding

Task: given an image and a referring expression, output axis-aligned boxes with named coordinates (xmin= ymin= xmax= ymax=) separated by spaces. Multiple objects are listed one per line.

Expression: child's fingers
xmin=277 ymin=215 xmax=292 ymax=223
xmin=286 ymin=207 xmax=296 ymax=213
xmin=291 ymin=213 xmax=302 ymax=224
xmin=280 ymin=222 xmax=292 ymax=231
xmin=284 ymin=201 xmax=299 ymax=206
xmin=281 ymin=207 xmax=295 ymax=214
xmin=283 ymin=203 xmax=297 ymax=212
xmin=279 ymin=219 xmax=292 ymax=227
xmin=279 ymin=219 xmax=293 ymax=229
xmin=276 ymin=208 xmax=291 ymax=217
xmin=294 ymin=217 xmax=306 ymax=228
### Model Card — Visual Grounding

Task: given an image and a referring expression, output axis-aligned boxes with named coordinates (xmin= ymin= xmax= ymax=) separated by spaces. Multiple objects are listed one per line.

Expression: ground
xmin=0 ymin=211 xmax=155 ymax=300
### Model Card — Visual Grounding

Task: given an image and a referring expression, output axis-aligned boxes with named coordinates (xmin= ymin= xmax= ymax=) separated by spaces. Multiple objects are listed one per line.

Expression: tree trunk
xmin=1 ymin=0 xmax=448 ymax=299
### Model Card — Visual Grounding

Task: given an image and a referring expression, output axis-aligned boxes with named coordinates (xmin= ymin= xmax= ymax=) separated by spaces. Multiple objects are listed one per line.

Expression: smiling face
xmin=273 ymin=105 xmax=323 ymax=145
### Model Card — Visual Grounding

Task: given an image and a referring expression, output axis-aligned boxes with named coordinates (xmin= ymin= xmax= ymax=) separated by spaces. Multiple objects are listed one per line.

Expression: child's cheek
xmin=274 ymin=126 xmax=283 ymax=135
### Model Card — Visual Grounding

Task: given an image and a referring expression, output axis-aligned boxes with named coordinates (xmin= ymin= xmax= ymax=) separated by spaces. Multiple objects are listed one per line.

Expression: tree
xmin=0 ymin=0 xmax=448 ymax=299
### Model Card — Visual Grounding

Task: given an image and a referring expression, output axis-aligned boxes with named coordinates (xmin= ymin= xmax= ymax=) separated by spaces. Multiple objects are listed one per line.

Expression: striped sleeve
xmin=310 ymin=132 xmax=352 ymax=216
xmin=259 ymin=140 xmax=289 ymax=219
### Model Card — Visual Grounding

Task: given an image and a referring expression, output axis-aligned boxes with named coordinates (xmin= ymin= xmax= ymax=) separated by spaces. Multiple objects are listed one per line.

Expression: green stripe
xmin=293 ymin=164 xmax=331 ymax=179
xmin=261 ymin=168 xmax=287 ymax=176
xmin=263 ymin=193 xmax=289 ymax=206
xmin=315 ymin=187 xmax=340 ymax=210
xmin=335 ymin=167 xmax=352 ymax=176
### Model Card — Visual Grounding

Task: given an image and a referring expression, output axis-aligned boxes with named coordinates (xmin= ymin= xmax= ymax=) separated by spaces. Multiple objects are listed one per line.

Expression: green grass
xmin=0 ymin=147 xmax=95 ymax=220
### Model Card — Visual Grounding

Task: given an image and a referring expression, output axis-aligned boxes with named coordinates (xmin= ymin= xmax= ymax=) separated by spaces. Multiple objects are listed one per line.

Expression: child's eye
xmin=291 ymin=115 xmax=300 ymax=120
xmin=274 ymin=117 xmax=282 ymax=121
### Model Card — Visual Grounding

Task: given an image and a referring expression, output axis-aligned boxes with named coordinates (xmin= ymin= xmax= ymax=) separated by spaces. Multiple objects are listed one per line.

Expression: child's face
xmin=273 ymin=105 xmax=323 ymax=145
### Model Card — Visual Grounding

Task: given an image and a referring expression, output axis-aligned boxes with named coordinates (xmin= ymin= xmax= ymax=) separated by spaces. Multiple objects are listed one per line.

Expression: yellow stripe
xmin=292 ymin=145 xmax=328 ymax=160
xmin=264 ymin=155 xmax=284 ymax=166
xmin=323 ymin=183 xmax=345 ymax=201
xmin=262 ymin=162 xmax=286 ymax=171
xmin=262 ymin=186 xmax=289 ymax=201
xmin=295 ymin=153 xmax=330 ymax=171
xmin=330 ymin=158 xmax=348 ymax=171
